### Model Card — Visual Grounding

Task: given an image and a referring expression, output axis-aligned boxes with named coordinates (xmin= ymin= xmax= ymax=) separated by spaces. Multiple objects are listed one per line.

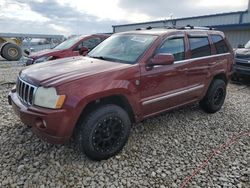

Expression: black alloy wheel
xmin=75 ymin=104 xmax=131 ymax=161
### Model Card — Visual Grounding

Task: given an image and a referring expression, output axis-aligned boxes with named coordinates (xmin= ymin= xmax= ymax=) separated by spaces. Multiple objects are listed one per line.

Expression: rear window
xmin=211 ymin=35 xmax=229 ymax=54
xmin=189 ymin=37 xmax=211 ymax=58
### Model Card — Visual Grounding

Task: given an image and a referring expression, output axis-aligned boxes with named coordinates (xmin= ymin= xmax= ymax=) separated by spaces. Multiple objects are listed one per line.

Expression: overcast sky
xmin=0 ymin=0 xmax=248 ymax=36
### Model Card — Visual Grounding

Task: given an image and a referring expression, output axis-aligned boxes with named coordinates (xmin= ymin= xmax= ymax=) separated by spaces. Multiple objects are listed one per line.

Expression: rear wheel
xmin=199 ymin=79 xmax=227 ymax=113
xmin=75 ymin=104 xmax=131 ymax=161
xmin=1 ymin=43 xmax=22 ymax=61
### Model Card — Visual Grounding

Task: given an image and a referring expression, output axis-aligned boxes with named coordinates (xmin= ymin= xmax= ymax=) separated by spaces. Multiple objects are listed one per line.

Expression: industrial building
xmin=113 ymin=1 xmax=250 ymax=48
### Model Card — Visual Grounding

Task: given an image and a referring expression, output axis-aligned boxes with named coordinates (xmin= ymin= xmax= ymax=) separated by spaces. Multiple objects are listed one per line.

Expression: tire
xmin=1 ymin=43 xmax=22 ymax=61
xmin=75 ymin=104 xmax=131 ymax=161
xmin=231 ymin=73 xmax=240 ymax=82
xmin=199 ymin=79 xmax=227 ymax=113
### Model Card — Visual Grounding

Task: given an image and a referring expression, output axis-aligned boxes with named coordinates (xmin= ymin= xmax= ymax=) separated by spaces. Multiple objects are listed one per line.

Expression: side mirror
xmin=148 ymin=53 xmax=174 ymax=67
xmin=237 ymin=44 xmax=245 ymax=49
xmin=79 ymin=47 xmax=89 ymax=55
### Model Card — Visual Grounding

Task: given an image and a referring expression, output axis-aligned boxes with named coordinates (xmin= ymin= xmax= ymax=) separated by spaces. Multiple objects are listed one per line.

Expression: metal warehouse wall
xmin=224 ymin=30 xmax=250 ymax=48
xmin=113 ymin=0 xmax=250 ymax=48
xmin=113 ymin=12 xmax=246 ymax=33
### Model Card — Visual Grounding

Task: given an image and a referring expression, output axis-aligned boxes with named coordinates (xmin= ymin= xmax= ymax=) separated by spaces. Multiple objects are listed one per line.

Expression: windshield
xmin=245 ymin=40 xmax=250 ymax=49
xmin=54 ymin=36 xmax=81 ymax=50
xmin=88 ymin=34 xmax=157 ymax=64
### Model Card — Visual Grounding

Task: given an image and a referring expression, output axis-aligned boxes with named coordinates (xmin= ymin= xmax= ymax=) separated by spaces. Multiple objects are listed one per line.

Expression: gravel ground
xmin=0 ymin=59 xmax=249 ymax=188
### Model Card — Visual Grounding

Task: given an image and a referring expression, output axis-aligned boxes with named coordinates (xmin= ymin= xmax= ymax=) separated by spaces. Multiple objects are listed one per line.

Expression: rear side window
xmin=157 ymin=38 xmax=185 ymax=61
xmin=189 ymin=37 xmax=211 ymax=58
xmin=211 ymin=35 xmax=229 ymax=54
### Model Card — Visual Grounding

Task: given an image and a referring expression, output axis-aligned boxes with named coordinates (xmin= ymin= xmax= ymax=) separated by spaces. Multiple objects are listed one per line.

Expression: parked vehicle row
xmin=233 ymin=40 xmax=250 ymax=80
xmin=8 ymin=27 xmax=234 ymax=160
xmin=24 ymin=34 xmax=110 ymax=65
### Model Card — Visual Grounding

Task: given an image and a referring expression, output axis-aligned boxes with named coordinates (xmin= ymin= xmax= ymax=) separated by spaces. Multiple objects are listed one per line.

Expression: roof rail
xmin=135 ymin=25 xmax=214 ymax=31
xmin=184 ymin=25 xmax=214 ymax=30
xmin=136 ymin=26 xmax=175 ymax=30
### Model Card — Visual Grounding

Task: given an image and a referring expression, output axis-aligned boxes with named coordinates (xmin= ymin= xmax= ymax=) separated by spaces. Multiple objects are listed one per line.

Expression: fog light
xmin=36 ymin=118 xmax=47 ymax=129
xmin=11 ymin=85 xmax=16 ymax=93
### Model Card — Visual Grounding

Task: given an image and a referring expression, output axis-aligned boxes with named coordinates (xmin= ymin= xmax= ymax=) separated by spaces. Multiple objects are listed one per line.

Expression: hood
xmin=20 ymin=56 xmax=132 ymax=86
xmin=235 ymin=48 xmax=250 ymax=58
xmin=30 ymin=49 xmax=62 ymax=59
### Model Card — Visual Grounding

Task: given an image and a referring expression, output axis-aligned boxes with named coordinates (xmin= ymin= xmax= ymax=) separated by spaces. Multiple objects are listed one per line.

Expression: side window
xmin=81 ymin=37 xmax=102 ymax=50
xmin=211 ymin=35 xmax=229 ymax=54
xmin=156 ymin=38 xmax=185 ymax=61
xmin=189 ymin=37 xmax=211 ymax=58
xmin=77 ymin=37 xmax=103 ymax=50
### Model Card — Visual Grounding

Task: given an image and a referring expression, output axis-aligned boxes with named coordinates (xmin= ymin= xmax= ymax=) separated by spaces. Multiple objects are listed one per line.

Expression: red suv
xmin=25 ymin=34 xmax=110 ymax=65
xmin=8 ymin=27 xmax=233 ymax=160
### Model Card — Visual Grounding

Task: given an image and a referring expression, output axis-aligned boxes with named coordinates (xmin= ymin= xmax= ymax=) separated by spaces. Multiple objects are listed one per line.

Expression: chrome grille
xmin=236 ymin=62 xmax=250 ymax=68
xmin=16 ymin=77 xmax=37 ymax=105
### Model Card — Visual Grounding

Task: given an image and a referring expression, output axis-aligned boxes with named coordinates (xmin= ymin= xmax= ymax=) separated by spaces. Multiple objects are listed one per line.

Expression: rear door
xmin=182 ymin=34 xmax=214 ymax=100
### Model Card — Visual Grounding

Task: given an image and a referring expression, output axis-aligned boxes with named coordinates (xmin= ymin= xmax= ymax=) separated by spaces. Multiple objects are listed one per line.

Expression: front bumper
xmin=8 ymin=92 xmax=73 ymax=144
xmin=23 ymin=58 xmax=34 ymax=66
xmin=233 ymin=58 xmax=250 ymax=77
xmin=233 ymin=64 xmax=250 ymax=76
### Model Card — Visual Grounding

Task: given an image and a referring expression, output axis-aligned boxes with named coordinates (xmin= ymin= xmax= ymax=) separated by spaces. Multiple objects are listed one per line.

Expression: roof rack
xmin=136 ymin=26 xmax=174 ymax=30
xmin=135 ymin=25 xmax=214 ymax=31
xmin=183 ymin=25 xmax=214 ymax=30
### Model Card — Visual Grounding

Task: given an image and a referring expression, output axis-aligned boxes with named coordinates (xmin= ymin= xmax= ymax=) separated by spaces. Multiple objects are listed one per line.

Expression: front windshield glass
xmin=88 ymin=34 xmax=157 ymax=64
xmin=54 ymin=36 xmax=81 ymax=50
xmin=245 ymin=40 xmax=250 ymax=49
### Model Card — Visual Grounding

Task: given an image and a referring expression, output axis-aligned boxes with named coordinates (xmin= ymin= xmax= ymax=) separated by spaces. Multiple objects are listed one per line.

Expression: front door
xmin=140 ymin=36 xmax=190 ymax=118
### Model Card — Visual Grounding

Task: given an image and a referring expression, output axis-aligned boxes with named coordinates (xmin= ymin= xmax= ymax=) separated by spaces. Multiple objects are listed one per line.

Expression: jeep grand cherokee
xmin=8 ymin=28 xmax=234 ymax=160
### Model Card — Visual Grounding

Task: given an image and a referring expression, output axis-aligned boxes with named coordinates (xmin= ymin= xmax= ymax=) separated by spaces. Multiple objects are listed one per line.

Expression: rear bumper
xmin=8 ymin=92 xmax=73 ymax=144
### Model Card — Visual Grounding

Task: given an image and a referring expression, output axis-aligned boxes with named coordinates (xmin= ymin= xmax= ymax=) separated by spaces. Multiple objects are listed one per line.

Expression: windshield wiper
xmin=89 ymin=55 xmax=131 ymax=64
xmin=89 ymin=56 xmax=107 ymax=60
xmin=89 ymin=56 xmax=119 ymax=62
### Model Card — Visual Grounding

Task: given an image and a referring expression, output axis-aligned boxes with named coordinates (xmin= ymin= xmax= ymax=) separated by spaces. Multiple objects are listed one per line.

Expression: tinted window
xmin=189 ymin=37 xmax=211 ymax=58
xmin=80 ymin=37 xmax=102 ymax=50
xmin=157 ymin=38 xmax=185 ymax=61
xmin=54 ymin=36 xmax=81 ymax=50
xmin=211 ymin=35 xmax=229 ymax=54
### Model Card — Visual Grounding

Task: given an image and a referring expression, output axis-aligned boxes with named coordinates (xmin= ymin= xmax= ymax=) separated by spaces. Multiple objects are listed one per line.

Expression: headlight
xmin=34 ymin=87 xmax=66 ymax=109
xmin=34 ymin=56 xmax=53 ymax=64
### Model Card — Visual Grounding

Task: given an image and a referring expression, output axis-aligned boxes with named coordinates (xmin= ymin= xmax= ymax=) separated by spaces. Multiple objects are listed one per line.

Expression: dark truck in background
xmin=233 ymin=40 xmax=250 ymax=80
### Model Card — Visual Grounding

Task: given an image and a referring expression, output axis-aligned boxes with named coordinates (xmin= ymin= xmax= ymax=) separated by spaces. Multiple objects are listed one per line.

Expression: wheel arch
xmin=212 ymin=72 xmax=228 ymax=84
xmin=74 ymin=94 xmax=137 ymax=134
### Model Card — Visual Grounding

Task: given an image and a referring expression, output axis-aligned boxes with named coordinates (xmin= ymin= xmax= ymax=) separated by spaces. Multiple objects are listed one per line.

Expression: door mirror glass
xmin=149 ymin=53 xmax=174 ymax=66
xmin=79 ymin=46 xmax=88 ymax=52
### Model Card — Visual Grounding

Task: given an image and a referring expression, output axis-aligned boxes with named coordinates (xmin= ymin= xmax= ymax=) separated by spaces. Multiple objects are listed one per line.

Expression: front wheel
xmin=75 ymin=104 xmax=131 ymax=161
xmin=199 ymin=79 xmax=227 ymax=113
